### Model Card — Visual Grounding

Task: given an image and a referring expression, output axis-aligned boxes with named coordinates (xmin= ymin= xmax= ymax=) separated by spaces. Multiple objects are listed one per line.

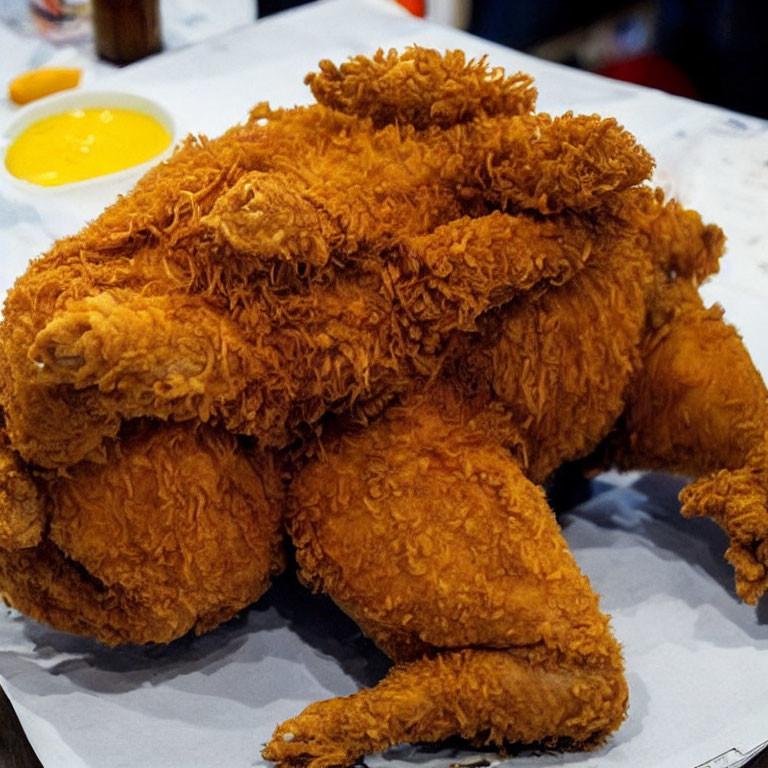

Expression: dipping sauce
xmin=4 ymin=107 xmax=172 ymax=186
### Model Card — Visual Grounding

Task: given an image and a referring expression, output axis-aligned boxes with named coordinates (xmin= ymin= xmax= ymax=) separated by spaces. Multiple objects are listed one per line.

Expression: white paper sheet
xmin=1 ymin=2 xmax=767 ymax=767
xmin=1 ymin=476 xmax=767 ymax=768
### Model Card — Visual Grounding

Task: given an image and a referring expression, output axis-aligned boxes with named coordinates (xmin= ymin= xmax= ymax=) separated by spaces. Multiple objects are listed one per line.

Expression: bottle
xmin=92 ymin=0 xmax=161 ymax=65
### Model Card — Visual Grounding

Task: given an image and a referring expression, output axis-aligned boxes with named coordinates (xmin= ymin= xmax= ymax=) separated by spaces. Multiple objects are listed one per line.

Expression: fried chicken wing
xmin=601 ymin=277 xmax=768 ymax=602
xmin=305 ymin=46 xmax=537 ymax=128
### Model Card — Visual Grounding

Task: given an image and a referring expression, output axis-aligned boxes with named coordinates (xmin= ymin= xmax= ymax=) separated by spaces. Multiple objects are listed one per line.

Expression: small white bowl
xmin=0 ymin=89 xmax=176 ymax=193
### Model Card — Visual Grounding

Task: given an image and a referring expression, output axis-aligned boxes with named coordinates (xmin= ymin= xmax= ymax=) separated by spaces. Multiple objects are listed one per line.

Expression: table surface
xmin=0 ymin=685 xmax=42 ymax=768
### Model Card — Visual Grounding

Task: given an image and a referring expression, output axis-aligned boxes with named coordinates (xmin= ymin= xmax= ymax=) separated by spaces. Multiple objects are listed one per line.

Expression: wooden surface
xmin=0 ymin=686 xmax=42 ymax=768
xmin=0 ymin=683 xmax=766 ymax=768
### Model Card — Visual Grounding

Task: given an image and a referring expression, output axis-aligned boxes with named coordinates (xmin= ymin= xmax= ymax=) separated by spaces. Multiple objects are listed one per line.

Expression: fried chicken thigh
xmin=0 ymin=422 xmax=284 ymax=644
xmin=0 ymin=46 xmax=766 ymax=767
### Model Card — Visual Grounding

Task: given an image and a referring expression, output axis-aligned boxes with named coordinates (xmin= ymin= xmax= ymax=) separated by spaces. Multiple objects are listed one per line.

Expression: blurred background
xmin=464 ymin=0 xmax=768 ymax=119
xmin=2 ymin=0 xmax=767 ymax=118
xmin=260 ymin=0 xmax=768 ymax=119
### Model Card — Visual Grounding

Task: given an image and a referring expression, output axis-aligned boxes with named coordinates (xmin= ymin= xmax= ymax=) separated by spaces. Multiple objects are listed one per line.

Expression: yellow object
xmin=8 ymin=68 xmax=82 ymax=105
xmin=4 ymin=107 xmax=172 ymax=186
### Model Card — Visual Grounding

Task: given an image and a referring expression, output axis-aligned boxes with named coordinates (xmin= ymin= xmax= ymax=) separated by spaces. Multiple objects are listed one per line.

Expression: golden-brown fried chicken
xmin=0 ymin=422 xmax=285 ymax=644
xmin=268 ymin=393 xmax=626 ymax=768
xmin=0 ymin=43 xmax=652 ymax=655
xmin=0 ymin=43 xmax=653 ymax=473
xmin=264 ymin=181 xmax=768 ymax=767
xmin=0 ymin=45 xmax=766 ymax=768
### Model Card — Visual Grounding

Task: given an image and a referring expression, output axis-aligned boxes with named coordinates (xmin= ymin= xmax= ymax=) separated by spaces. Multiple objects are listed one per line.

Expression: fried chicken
xmin=1 ymin=421 xmax=285 ymax=644
xmin=0 ymin=46 xmax=766 ymax=768
xmin=0 ymin=103 xmax=651 ymax=469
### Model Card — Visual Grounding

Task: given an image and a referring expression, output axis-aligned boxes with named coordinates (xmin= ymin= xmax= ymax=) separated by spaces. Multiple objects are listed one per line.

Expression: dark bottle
xmin=93 ymin=0 xmax=161 ymax=65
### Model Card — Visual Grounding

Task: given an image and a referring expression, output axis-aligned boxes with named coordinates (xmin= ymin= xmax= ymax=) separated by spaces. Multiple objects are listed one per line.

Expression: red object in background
xmin=597 ymin=53 xmax=699 ymax=100
xmin=395 ymin=0 xmax=425 ymax=17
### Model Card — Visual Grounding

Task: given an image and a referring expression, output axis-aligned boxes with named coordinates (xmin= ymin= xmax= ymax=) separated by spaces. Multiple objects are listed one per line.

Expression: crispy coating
xmin=0 ymin=422 xmax=285 ymax=644
xmin=265 ymin=649 xmax=626 ymax=768
xmin=1 ymin=106 xmax=647 ymax=469
xmin=448 ymin=210 xmax=650 ymax=483
xmin=306 ymin=46 xmax=537 ymax=128
xmin=269 ymin=397 xmax=626 ymax=767
xmin=680 ymin=437 xmax=768 ymax=604
xmin=290 ymin=396 xmax=618 ymax=662
xmin=613 ymin=186 xmax=724 ymax=283
xmin=599 ymin=278 xmax=768 ymax=603
xmin=0 ymin=439 xmax=43 ymax=550
xmin=0 ymin=46 xmax=766 ymax=768
xmin=614 ymin=287 xmax=767 ymax=476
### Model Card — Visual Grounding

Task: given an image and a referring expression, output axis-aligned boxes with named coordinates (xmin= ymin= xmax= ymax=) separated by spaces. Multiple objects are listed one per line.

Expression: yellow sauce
xmin=5 ymin=107 xmax=171 ymax=186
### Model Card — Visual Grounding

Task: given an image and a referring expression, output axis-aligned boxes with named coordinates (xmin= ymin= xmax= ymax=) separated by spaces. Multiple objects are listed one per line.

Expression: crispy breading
xmin=306 ymin=46 xmax=537 ymax=128
xmin=0 ymin=422 xmax=285 ymax=644
xmin=0 ymin=46 xmax=766 ymax=768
